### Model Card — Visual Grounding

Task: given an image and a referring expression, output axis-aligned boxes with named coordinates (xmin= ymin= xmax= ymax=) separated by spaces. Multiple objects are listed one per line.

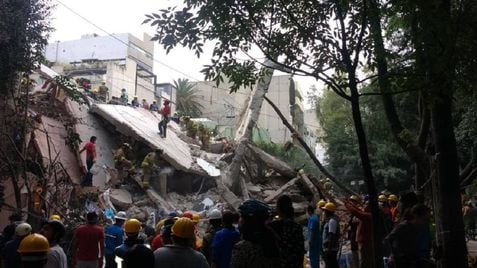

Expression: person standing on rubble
xmin=79 ymin=136 xmax=97 ymax=186
xmin=322 ymin=202 xmax=340 ymax=268
xmin=114 ymin=143 xmax=134 ymax=187
xmin=141 ymin=149 xmax=165 ymax=188
xmin=150 ymin=100 xmax=159 ymax=112
xmin=269 ymin=195 xmax=305 ymax=268
xmin=158 ymin=100 xmax=171 ymax=138
xmin=72 ymin=211 xmax=104 ymax=268
xmin=104 ymin=212 xmax=127 ymax=268
xmin=307 ymin=204 xmax=321 ymax=268
xmin=120 ymin=89 xmax=128 ymax=105
xmin=115 ymin=219 xmax=154 ymax=268
xmin=131 ymin=96 xmax=140 ymax=108
xmin=98 ymin=82 xmax=109 ymax=102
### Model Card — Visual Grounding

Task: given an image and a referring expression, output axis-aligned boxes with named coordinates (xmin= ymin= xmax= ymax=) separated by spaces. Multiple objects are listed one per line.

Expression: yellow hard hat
xmin=124 ymin=218 xmax=142 ymax=233
xmin=388 ymin=194 xmax=398 ymax=202
xmin=155 ymin=219 xmax=165 ymax=233
xmin=192 ymin=214 xmax=200 ymax=224
xmin=323 ymin=202 xmax=337 ymax=212
xmin=378 ymin=195 xmax=387 ymax=202
xmin=17 ymin=233 xmax=50 ymax=254
xmin=316 ymin=200 xmax=327 ymax=209
xmin=171 ymin=217 xmax=196 ymax=239
xmin=349 ymin=195 xmax=361 ymax=202
xmin=50 ymin=214 xmax=61 ymax=221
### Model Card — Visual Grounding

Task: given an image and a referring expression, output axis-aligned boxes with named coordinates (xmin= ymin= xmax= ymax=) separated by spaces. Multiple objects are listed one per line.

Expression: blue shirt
xmin=212 ymin=227 xmax=241 ymax=268
xmin=105 ymin=224 xmax=124 ymax=256
xmin=307 ymin=214 xmax=321 ymax=248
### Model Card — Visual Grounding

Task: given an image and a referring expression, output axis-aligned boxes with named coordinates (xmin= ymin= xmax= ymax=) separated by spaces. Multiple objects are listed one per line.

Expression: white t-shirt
xmin=45 ymin=245 xmax=68 ymax=268
xmin=328 ymin=218 xmax=338 ymax=234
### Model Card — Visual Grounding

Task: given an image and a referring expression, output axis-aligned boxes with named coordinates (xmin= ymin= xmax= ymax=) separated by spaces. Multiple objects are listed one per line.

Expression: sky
xmin=49 ymin=0 xmax=318 ymax=103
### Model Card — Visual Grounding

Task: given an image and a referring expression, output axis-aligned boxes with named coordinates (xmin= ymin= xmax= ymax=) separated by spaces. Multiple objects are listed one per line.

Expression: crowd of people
xmin=0 ymin=190 xmax=439 ymax=268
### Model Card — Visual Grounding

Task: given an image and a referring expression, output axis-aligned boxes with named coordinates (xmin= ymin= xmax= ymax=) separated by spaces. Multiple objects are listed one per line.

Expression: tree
xmin=173 ymin=78 xmax=204 ymax=117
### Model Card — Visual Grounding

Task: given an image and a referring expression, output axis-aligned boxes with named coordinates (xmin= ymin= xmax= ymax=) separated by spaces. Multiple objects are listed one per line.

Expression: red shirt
xmin=160 ymin=104 xmax=171 ymax=117
xmin=74 ymin=224 xmax=104 ymax=261
xmin=151 ymin=234 xmax=163 ymax=251
xmin=84 ymin=142 xmax=96 ymax=159
xmin=345 ymin=203 xmax=373 ymax=245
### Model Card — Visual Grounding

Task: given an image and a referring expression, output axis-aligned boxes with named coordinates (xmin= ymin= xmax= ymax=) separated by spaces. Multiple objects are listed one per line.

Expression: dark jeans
xmin=323 ymin=250 xmax=339 ymax=268
xmin=158 ymin=116 xmax=169 ymax=137
xmin=86 ymin=157 xmax=94 ymax=172
xmin=105 ymin=254 xmax=117 ymax=268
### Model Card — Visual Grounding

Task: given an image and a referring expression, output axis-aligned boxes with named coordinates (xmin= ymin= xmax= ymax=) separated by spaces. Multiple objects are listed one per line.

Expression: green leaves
xmin=174 ymin=78 xmax=204 ymax=117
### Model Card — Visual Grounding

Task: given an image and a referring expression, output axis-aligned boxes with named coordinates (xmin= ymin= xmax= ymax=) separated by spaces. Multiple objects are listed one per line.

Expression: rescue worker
xmin=158 ymin=100 xmax=171 ymax=138
xmin=149 ymin=101 xmax=159 ymax=112
xmin=131 ymin=96 xmax=140 ymax=108
xmin=114 ymin=143 xmax=134 ymax=187
xmin=306 ymin=204 xmax=321 ymax=268
xmin=120 ymin=89 xmax=128 ymax=105
xmin=115 ymin=219 xmax=154 ymax=268
xmin=212 ymin=210 xmax=240 ymax=268
xmin=151 ymin=218 xmax=176 ymax=251
xmin=201 ymin=209 xmax=223 ymax=265
xmin=79 ymin=136 xmax=97 ymax=187
xmin=40 ymin=220 xmax=67 ymax=268
xmin=230 ymin=200 xmax=280 ymax=267
xmin=388 ymin=194 xmax=399 ymax=223
xmin=344 ymin=199 xmax=374 ymax=268
xmin=2 ymin=222 xmax=32 ymax=268
xmin=98 ymin=82 xmax=109 ymax=102
xmin=72 ymin=211 xmax=104 ymax=268
xmin=141 ymin=149 xmax=165 ymax=188
xmin=17 ymin=233 xmax=50 ymax=268
xmin=269 ymin=195 xmax=305 ymax=268
xmin=322 ymin=202 xmax=340 ymax=268
xmin=379 ymin=194 xmax=393 ymax=236
xmin=49 ymin=215 xmax=61 ymax=222
xmin=198 ymin=124 xmax=210 ymax=151
xmin=104 ymin=211 xmax=127 ymax=268
xmin=346 ymin=195 xmax=361 ymax=268
xmin=153 ymin=217 xmax=209 ymax=268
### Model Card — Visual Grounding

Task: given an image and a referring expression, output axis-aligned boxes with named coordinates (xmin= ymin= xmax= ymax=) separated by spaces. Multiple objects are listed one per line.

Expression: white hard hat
xmin=208 ymin=209 xmax=222 ymax=220
xmin=115 ymin=211 xmax=127 ymax=220
xmin=15 ymin=223 xmax=32 ymax=237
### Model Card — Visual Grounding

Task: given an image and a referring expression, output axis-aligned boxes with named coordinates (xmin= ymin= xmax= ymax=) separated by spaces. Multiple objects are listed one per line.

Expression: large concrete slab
xmin=90 ymin=104 xmax=194 ymax=172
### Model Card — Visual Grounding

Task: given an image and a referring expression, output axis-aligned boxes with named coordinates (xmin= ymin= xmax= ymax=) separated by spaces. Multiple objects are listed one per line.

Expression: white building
xmin=192 ymin=75 xmax=305 ymax=144
xmin=45 ymin=33 xmax=158 ymax=103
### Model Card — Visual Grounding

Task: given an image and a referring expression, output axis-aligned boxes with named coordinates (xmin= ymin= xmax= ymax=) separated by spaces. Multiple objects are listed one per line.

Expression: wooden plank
xmin=264 ymin=177 xmax=300 ymax=203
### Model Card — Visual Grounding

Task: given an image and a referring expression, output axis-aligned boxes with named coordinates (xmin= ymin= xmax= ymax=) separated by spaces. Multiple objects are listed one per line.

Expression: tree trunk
xmin=225 ymin=61 xmax=274 ymax=195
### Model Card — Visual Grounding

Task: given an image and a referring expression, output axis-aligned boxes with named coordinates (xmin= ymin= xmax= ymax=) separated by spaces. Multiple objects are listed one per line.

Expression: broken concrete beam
xmin=246 ymin=183 xmax=262 ymax=194
xmin=146 ymin=189 xmax=176 ymax=212
xmin=109 ymin=188 xmax=133 ymax=210
xmin=264 ymin=177 xmax=300 ymax=203
xmin=214 ymin=177 xmax=242 ymax=209
xmin=247 ymin=144 xmax=296 ymax=179
xmin=299 ymin=173 xmax=319 ymax=202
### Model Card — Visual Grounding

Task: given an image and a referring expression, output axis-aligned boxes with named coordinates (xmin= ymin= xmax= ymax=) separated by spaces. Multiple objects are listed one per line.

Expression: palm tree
xmin=174 ymin=78 xmax=204 ymax=117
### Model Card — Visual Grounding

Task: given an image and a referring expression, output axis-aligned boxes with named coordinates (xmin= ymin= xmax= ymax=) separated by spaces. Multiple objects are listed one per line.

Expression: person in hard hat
xmin=49 ymin=215 xmax=61 ymax=222
xmin=115 ymin=218 xmax=154 ymax=268
xmin=385 ymin=204 xmax=432 ymax=268
xmin=17 ymin=233 xmax=50 ymax=268
xmin=191 ymin=214 xmax=203 ymax=250
xmin=40 ymin=220 xmax=67 ymax=268
xmin=230 ymin=200 xmax=279 ymax=267
xmin=201 ymin=209 xmax=223 ymax=265
xmin=211 ymin=210 xmax=240 ymax=268
xmin=388 ymin=194 xmax=399 ymax=223
xmin=142 ymin=99 xmax=150 ymax=110
xmin=322 ymin=202 xmax=340 ymax=268
xmin=1 ymin=222 xmax=32 ymax=268
xmin=79 ymin=136 xmax=97 ymax=187
xmin=120 ymin=89 xmax=128 ymax=105
xmin=346 ymin=196 xmax=361 ymax=268
xmin=131 ymin=96 xmax=140 ymax=108
xmin=268 ymin=195 xmax=305 ymax=268
xmin=114 ymin=143 xmax=134 ymax=187
xmin=104 ymin=211 xmax=127 ymax=268
xmin=158 ymin=100 xmax=171 ymax=138
xmin=306 ymin=204 xmax=321 ymax=268
xmin=344 ymin=198 xmax=374 ymax=268
xmin=153 ymin=217 xmax=208 ymax=268
xmin=72 ymin=211 xmax=104 ymax=268
xmin=149 ymin=100 xmax=159 ymax=112
xmin=141 ymin=149 xmax=165 ymax=188
xmin=379 ymin=194 xmax=393 ymax=237
xmin=151 ymin=218 xmax=176 ymax=251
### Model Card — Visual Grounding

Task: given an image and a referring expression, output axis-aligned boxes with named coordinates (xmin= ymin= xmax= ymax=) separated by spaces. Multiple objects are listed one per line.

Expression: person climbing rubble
xmin=98 ymin=82 xmax=109 ymax=102
xmin=115 ymin=218 xmax=154 ymax=268
xmin=79 ymin=136 xmax=97 ymax=187
xmin=198 ymin=124 xmax=211 ymax=151
xmin=114 ymin=143 xmax=135 ymax=187
xmin=141 ymin=148 xmax=165 ymax=188
xmin=158 ymin=100 xmax=171 ymax=138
